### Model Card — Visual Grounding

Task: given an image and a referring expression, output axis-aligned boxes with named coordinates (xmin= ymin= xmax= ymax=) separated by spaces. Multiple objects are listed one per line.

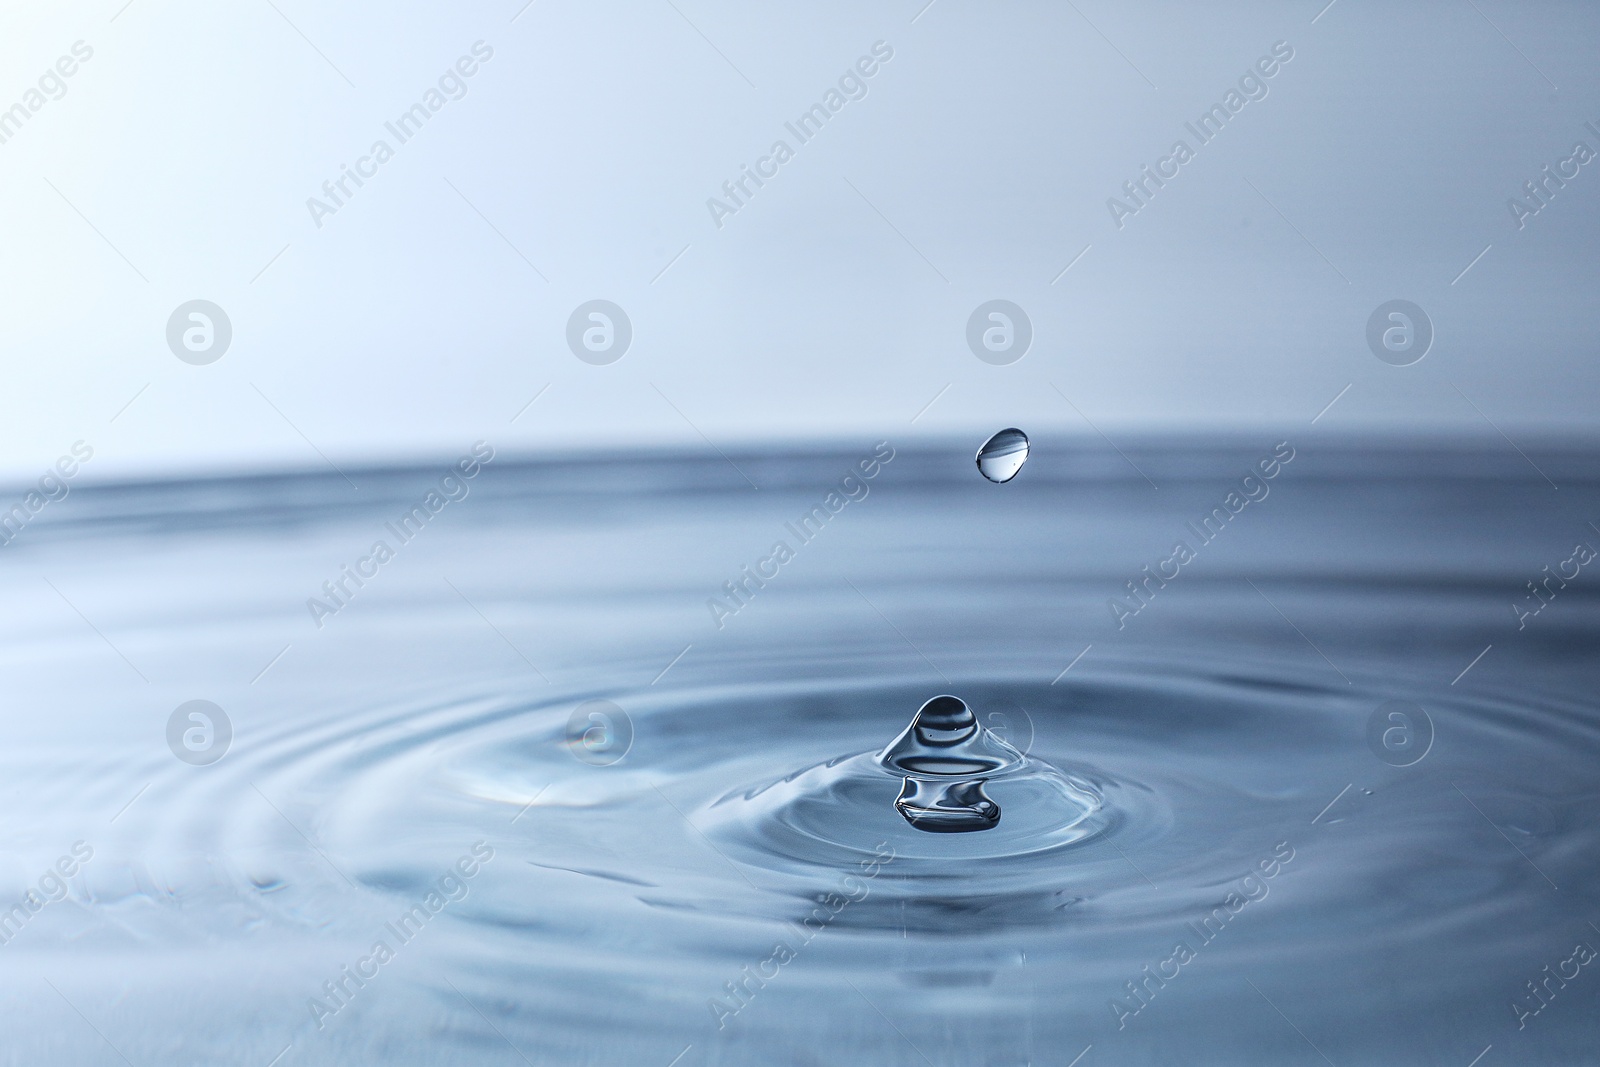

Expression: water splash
xmin=894 ymin=776 xmax=1001 ymax=832
xmin=976 ymin=428 xmax=1030 ymax=483
xmin=877 ymin=695 xmax=1023 ymax=832
xmin=711 ymin=689 xmax=1107 ymax=869
xmin=878 ymin=695 xmax=1020 ymax=776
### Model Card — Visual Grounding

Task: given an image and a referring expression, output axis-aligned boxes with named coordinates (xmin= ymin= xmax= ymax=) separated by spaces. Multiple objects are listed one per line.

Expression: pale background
xmin=1 ymin=0 xmax=1596 ymax=482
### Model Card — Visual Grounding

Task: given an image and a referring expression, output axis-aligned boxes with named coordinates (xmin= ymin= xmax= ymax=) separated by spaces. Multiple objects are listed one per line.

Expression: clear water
xmin=976 ymin=428 xmax=1030 ymax=483
xmin=869 ymin=693 xmax=1097 ymax=833
xmin=4 ymin=440 xmax=1599 ymax=1065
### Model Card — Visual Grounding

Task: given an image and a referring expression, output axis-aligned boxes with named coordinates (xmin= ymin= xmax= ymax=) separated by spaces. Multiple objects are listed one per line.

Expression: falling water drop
xmin=976 ymin=428 xmax=1030 ymax=483
xmin=880 ymin=695 xmax=1020 ymax=832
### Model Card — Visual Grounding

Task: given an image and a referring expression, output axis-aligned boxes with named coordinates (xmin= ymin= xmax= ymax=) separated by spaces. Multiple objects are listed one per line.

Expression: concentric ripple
xmin=6 ymin=447 xmax=1600 ymax=1064
xmin=208 ymin=659 xmax=1600 ymax=946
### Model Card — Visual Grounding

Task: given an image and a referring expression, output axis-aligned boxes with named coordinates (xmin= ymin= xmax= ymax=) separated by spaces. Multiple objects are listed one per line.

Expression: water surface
xmin=2 ymin=439 xmax=1598 ymax=1065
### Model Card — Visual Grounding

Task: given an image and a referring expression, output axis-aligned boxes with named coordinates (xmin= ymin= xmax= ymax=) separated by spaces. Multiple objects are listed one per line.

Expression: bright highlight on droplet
xmin=976 ymin=428 xmax=1030 ymax=483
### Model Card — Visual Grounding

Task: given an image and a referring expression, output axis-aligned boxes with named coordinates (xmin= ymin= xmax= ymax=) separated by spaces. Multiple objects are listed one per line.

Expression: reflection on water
xmin=1 ymin=440 xmax=1597 ymax=1065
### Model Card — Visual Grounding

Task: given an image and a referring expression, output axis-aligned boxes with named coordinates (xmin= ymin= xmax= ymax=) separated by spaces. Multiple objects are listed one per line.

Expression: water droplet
xmin=976 ymin=428 xmax=1029 ymax=483
xmin=881 ymin=695 xmax=1022 ymax=832
xmin=878 ymin=695 xmax=1021 ymax=776
xmin=715 ymin=691 xmax=1106 ymax=860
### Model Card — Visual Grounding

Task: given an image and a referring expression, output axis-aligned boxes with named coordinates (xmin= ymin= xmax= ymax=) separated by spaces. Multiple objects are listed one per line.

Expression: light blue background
xmin=1 ymin=0 xmax=1596 ymax=481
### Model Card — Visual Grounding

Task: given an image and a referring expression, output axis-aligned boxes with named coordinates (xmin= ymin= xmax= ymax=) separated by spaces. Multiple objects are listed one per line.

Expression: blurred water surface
xmin=1 ymin=438 xmax=1597 ymax=1065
